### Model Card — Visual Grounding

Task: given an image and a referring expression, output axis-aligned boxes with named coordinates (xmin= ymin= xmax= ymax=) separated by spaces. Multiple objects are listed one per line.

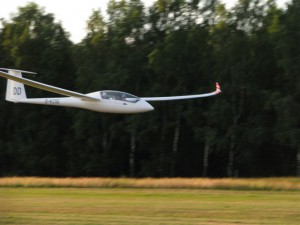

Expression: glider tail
xmin=0 ymin=68 xmax=32 ymax=103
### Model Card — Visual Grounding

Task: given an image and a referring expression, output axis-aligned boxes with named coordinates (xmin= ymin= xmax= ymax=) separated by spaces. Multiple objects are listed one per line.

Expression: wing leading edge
xmin=0 ymin=69 xmax=99 ymax=101
xmin=141 ymin=82 xmax=221 ymax=101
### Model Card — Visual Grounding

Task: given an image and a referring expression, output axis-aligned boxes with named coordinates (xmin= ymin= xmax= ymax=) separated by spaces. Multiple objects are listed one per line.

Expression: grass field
xmin=1 ymin=187 xmax=300 ymax=225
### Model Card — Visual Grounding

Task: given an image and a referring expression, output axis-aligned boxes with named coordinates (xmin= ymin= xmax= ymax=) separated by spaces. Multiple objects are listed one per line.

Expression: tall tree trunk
xmin=227 ymin=137 xmax=235 ymax=177
xmin=202 ymin=142 xmax=210 ymax=177
xmin=102 ymin=131 xmax=112 ymax=176
xmin=102 ymin=132 xmax=112 ymax=153
xmin=297 ymin=148 xmax=300 ymax=177
xmin=171 ymin=120 xmax=180 ymax=177
xmin=129 ymin=131 xmax=136 ymax=177
xmin=159 ymin=112 xmax=167 ymax=176
xmin=227 ymin=84 xmax=245 ymax=177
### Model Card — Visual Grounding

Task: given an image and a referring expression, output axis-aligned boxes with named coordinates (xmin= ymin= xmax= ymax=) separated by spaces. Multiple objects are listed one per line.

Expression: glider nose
xmin=139 ymin=100 xmax=154 ymax=112
xmin=145 ymin=101 xmax=154 ymax=112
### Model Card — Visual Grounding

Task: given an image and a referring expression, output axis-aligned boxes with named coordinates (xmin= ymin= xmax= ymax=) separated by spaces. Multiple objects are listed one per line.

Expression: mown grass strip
xmin=0 ymin=177 xmax=299 ymax=191
xmin=1 ymin=187 xmax=300 ymax=225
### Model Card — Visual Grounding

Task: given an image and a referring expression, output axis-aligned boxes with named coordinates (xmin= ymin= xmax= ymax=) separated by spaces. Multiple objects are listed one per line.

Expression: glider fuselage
xmin=16 ymin=91 xmax=154 ymax=114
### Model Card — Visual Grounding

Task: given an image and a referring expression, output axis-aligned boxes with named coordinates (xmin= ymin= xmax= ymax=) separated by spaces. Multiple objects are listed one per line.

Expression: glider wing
xmin=141 ymin=82 xmax=221 ymax=101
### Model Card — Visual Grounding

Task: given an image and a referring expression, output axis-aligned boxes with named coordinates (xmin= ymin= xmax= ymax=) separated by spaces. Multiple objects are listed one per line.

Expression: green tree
xmin=0 ymin=3 xmax=74 ymax=176
xmin=71 ymin=0 xmax=150 ymax=177
xmin=274 ymin=0 xmax=300 ymax=176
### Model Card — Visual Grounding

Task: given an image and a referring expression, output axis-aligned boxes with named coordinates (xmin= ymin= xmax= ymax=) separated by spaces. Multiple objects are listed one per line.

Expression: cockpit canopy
xmin=100 ymin=91 xmax=139 ymax=103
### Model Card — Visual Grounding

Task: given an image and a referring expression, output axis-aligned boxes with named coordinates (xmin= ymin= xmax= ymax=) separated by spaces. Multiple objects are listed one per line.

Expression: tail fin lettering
xmin=0 ymin=68 xmax=35 ymax=102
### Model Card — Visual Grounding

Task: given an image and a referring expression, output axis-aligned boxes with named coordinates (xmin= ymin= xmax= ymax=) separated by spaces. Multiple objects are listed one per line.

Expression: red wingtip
xmin=215 ymin=82 xmax=221 ymax=94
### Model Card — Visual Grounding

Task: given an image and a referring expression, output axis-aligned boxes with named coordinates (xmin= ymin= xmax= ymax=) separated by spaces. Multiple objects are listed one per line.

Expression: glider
xmin=0 ymin=68 xmax=221 ymax=114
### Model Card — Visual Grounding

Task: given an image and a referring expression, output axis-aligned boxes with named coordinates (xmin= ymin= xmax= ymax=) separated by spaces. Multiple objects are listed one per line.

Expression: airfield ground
xmin=1 ymin=178 xmax=300 ymax=225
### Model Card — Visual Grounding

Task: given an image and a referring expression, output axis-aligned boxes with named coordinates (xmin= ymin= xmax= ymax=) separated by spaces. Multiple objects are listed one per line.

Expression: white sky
xmin=0 ymin=0 xmax=289 ymax=43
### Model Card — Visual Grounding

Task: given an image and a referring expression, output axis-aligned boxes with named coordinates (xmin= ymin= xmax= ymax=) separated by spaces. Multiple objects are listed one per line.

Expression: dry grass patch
xmin=0 ymin=177 xmax=299 ymax=191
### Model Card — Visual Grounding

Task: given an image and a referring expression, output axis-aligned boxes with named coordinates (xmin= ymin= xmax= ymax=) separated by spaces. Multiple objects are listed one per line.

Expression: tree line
xmin=0 ymin=0 xmax=299 ymax=177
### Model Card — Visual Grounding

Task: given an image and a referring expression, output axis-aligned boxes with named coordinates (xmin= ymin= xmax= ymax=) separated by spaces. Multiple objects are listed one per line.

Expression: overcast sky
xmin=0 ymin=0 xmax=289 ymax=43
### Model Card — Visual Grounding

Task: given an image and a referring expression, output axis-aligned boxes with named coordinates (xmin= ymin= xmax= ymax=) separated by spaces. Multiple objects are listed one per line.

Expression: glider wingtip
xmin=215 ymin=82 xmax=222 ymax=94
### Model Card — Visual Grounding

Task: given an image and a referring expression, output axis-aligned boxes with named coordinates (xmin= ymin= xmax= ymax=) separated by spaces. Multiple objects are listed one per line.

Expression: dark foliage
xmin=1 ymin=0 xmax=299 ymax=177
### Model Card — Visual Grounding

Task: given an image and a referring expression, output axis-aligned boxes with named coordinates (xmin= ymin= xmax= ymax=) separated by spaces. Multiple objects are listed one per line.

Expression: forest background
xmin=0 ymin=0 xmax=299 ymax=178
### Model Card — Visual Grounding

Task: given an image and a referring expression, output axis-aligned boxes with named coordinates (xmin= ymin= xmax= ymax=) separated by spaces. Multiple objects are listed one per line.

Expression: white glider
xmin=0 ymin=68 xmax=221 ymax=114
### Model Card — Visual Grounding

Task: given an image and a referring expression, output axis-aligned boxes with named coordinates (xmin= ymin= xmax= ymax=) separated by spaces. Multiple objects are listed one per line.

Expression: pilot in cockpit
xmin=101 ymin=92 xmax=108 ymax=99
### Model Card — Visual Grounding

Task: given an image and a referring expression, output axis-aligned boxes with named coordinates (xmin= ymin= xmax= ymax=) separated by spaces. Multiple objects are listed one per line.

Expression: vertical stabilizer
xmin=1 ymin=69 xmax=29 ymax=102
